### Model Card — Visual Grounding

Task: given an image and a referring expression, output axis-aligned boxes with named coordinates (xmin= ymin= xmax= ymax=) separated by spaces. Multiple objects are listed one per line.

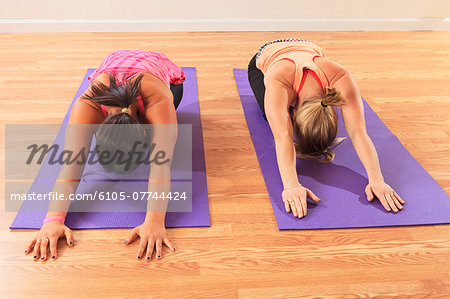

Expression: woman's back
xmin=88 ymin=50 xmax=185 ymax=87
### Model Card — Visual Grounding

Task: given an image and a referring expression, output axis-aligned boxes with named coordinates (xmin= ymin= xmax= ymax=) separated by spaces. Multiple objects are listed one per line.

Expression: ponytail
xmin=293 ymin=87 xmax=346 ymax=163
xmin=322 ymin=87 xmax=346 ymax=108
xmin=81 ymin=74 xmax=147 ymax=174
xmin=296 ymin=148 xmax=335 ymax=163
xmin=82 ymin=73 xmax=144 ymax=124
xmin=83 ymin=73 xmax=143 ymax=108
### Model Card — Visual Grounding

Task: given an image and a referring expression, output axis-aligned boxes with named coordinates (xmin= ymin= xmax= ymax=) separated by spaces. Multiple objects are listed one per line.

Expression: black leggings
xmin=247 ymin=53 xmax=267 ymax=120
xmin=248 ymin=53 xmax=296 ymax=121
xmin=170 ymin=83 xmax=183 ymax=110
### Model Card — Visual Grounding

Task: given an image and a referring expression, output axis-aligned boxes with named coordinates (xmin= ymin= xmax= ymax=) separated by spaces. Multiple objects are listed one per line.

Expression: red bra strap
xmin=297 ymin=69 xmax=324 ymax=94
xmin=297 ymin=68 xmax=308 ymax=94
xmin=100 ymin=104 xmax=108 ymax=117
xmin=277 ymin=56 xmax=325 ymax=94
xmin=307 ymin=69 xmax=324 ymax=91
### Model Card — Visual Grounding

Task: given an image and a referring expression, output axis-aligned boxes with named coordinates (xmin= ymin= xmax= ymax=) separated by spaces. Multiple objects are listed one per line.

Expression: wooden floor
xmin=0 ymin=32 xmax=449 ymax=298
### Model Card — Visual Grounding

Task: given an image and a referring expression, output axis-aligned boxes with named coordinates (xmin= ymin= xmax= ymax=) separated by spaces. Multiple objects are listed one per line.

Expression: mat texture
xmin=10 ymin=67 xmax=210 ymax=229
xmin=234 ymin=68 xmax=449 ymax=230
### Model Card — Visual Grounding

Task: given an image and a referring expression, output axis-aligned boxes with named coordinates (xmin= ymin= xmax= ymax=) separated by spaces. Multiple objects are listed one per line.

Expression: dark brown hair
xmin=81 ymin=74 xmax=148 ymax=174
xmin=82 ymin=73 xmax=144 ymax=125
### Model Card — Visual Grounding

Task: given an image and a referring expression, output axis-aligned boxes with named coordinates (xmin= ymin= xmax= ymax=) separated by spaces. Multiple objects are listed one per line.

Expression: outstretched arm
xmin=45 ymin=75 xmax=107 ymax=219
xmin=123 ymin=84 xmax=177 ymax=260
xmin=264 ymin=74 xmax=321 ymax=219
xmin=331 ymin=67 xmax=405 ymax=212
xmin=142 ymin=97 xmax=177 ymax=225
xmin=26 ymin=85 xmax=103 ymax=261
xmin=47 ymin=98 xmax=103 ymax=216
xmin=264 ymin=77 xmax=298 ymax=190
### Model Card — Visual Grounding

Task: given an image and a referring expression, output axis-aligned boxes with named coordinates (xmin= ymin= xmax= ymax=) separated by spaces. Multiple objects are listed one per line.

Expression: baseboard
xmin=1 ymin=18 xmax=449 ymax=32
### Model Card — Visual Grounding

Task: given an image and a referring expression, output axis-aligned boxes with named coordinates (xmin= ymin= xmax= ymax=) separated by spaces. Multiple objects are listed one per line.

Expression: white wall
xmin=1 ymin=0 xmax=449 ymax=32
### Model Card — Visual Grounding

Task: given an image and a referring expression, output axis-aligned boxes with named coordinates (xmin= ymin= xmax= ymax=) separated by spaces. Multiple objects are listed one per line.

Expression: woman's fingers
xmin=393 ymin=197 xmax=403 ymax=211
xmin=293 ymin=198 xmax=304 ymax=218
xmin=155 ymin=239 xmax=163 ymax=259
xmin=387 ymin=193 xmax=399 ymax=212
xmin=136 ymin=238 xmax=147 ymax=260
xmin=289 ymin=199 xmax=298 ymax=217
xmin=377 ymin=194 xmax=391 ymax=211
xmin=32 ymin=239 xmax=41 ymax=260
xmin=145 ymin=238 xmax=156 ymax=261
xmin=40 ymin=237 xmax=49 ymax=261
xmin=163 ymin=237 xmax=176 ymax=252
xmin=49 ymin=236 xmax=59 ymax=260
xmin=368 ymin=184 xmax=405 ymax=213
xmin=306 ymin=189 xmax=321 ymax=203
xmin=365 ymin=185 xmax=374 ymax=202
xmin=390 ymin=192 xmax=403 ymax=210
xmin=124 ymin=228 xmax=138 ymax=245
xmin=299 ymin=195 xmax=307 ymax=218
xmin=284 ymin=200 xmax=291 ymax=213
xmin=384 ymin=193 xmax=398 ymax=212
xmin=64 ymin=229 xmax=74 ymax=247
xmin=25 ymin=238 xmax=37 ymax=255
xmin=394 ymin=191 xmax=405 ymax=204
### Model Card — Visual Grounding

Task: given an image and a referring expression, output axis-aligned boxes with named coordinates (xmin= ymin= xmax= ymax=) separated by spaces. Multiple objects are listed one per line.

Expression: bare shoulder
xmin=70 ymin=74 xmax=111 ymax=124
xmin=314 ymin=57 xmax=350 ymax=85
xmin=264 ymin=60 xmax=296 ymax=87
xmin=92 ymin=72 xmax=111 ymax=84
xmin=80 ymin=72 xmax=111 ymax=105
xmin=316 ymin=57 xmax=362 ymax=111
xmin=139 ymin=73 xmax=173 ymax=105
xmin=70 ymin=97 xmax=104 ymax=124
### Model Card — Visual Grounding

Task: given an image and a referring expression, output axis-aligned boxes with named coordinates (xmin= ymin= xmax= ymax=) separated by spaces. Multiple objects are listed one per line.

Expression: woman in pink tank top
xmin=248 ymin=39 xmax=405 ymax=219
xmin=26 ymin=50 xmax=184 ymax=262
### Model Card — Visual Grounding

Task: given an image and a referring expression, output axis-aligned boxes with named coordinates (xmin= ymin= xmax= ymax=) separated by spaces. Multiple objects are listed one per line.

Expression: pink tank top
xmin=256 ymin=41 xmax=329 ymax=108
xmin=88 ymin=50 xmax=185 ymax=118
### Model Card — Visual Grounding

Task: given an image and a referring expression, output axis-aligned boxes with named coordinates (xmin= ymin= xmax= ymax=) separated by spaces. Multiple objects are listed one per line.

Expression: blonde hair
xmin=293 ymin=87 xmax=346 ymax=162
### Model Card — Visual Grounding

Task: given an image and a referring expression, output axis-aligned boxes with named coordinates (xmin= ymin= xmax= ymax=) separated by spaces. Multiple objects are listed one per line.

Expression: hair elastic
xmin=43 ymin=216 xmax=65 ymax=224
xmin=320 ymin=101 xmax=328 ymax=107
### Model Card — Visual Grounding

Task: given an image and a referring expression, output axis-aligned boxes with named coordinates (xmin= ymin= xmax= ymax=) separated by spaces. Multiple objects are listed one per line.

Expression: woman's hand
xmin=282 ymin=184 xmax=321 ymax=218
xmin=124 ymin=221 xmax=175 ymax=261
xmin=365 ymin=180 xmax=405 ymax=212
xmin=25 ymin=221 xmax=74 ymax=261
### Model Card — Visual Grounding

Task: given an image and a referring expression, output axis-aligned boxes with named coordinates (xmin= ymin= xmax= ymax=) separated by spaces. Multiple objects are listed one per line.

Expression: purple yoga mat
xmin=234 ymin=68 xmax=450 ymax=230
xmin=10 ymin=67 xmax=210 ymax=229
